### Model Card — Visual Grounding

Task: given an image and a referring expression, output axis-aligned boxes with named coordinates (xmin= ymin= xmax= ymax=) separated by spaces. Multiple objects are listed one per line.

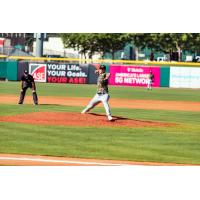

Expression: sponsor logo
xmin=47 ymin=63 xmax=88 ymax=84
xmin=29 ymin=63 xmax=47 ymax=82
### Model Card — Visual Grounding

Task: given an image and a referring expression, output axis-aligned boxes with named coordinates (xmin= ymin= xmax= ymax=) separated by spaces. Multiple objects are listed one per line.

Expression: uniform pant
xmin=84 ymin=93 xmax=111 ymax=116
xmin=147 ymin=79 xmax=153 ymax=89
xmin=18 ymin=86 xmax=38 ymax=104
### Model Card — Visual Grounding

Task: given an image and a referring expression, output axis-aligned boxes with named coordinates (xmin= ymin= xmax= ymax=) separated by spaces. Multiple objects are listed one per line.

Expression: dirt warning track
xmin=0 ymin=95 xmax=200 ymax=112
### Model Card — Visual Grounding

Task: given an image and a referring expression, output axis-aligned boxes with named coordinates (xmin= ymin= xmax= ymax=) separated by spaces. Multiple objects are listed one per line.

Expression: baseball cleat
xmin=81 ymin=109 xmax=87 ymax=114
xmin=108 ymin=115 xmax=113 ymax=121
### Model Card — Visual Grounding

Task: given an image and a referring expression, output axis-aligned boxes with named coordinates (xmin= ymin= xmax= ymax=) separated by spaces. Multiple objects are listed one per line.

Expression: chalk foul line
xmin=0 ymin=156 xmax=130 ymax=166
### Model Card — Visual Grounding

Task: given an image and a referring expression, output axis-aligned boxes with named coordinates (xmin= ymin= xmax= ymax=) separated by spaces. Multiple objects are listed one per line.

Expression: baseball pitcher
xmin=81 ymin=65 xmax=113 ymax=121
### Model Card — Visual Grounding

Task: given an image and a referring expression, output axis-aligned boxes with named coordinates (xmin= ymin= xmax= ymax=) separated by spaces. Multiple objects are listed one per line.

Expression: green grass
xmin=0 ymin=121 xmax=200 ymax=164
xmin=1 ymin=81 xmax=200 ymax=101
xmin=0 ymin=81 xmax=200 ymax=164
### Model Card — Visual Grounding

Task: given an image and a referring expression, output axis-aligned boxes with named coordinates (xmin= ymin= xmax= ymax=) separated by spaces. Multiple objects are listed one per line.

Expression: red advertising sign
xmin=29 ymin=63 xmax=47 ymax=82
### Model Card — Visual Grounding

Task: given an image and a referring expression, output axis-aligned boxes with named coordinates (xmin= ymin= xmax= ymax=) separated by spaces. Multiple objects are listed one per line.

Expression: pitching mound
xmin=0 ymin=112 xmax=175 ymax=128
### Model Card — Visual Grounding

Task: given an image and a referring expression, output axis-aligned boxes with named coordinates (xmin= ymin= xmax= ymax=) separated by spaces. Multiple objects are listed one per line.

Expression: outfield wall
xmin=1 ymin=60 xmax=200 ymax=88
xmin=0 ymin=61 xmax=18 ymax=81
xmin=15 ymin=62 xmax=99 ymax=84
xmin=170 ymin=67 xmax=200 ymax=88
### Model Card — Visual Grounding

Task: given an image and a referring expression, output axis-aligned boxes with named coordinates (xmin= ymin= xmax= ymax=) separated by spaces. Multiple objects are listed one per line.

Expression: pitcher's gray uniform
xmin=81 ymin=65 xmax=112 ymax=121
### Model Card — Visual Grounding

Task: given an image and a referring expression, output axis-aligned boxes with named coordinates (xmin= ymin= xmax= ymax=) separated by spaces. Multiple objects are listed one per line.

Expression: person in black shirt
xmin=18 ymin=70 xmax=38 ymax=105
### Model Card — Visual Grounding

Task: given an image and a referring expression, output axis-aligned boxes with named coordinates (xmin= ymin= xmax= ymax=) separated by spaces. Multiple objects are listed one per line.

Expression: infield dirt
xmin=0 ymin=95 xmax=200 ymax=112
xmin=0 ymin=112 xmax=175 ymax=128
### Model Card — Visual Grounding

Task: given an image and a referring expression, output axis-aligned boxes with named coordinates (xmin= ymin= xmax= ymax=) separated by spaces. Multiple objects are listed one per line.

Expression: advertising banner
xmin=47 ymin=63 xmax=67 ymax=83
xmin=66 ymin=64 xmax=88 ymax=84
xmin=47 ymin=63 xmax=88 ymax=84
xmin=29 ymin=63 xmax=47 ymax=82
xmin=109 ymin=65 xmax=160 ymax=87
xmin=170 ymin=67 xmax=200 ymax=88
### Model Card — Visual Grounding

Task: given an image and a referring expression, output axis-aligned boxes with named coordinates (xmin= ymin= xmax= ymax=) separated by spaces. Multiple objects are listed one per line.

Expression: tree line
xmin=60 ymin=33 xmax=200 ymax=61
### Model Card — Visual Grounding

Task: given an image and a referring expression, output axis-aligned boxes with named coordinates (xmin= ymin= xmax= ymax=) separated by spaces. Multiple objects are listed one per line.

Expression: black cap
xmin=99 ymin=65 xmax=106 ymax=70
xmin=24 ymin=70 xmax=28 ymax=74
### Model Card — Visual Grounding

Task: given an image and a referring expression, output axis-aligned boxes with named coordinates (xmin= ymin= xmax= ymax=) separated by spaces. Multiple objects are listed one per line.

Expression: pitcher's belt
xmin=97 ymin=92 xmax=107 ymax=95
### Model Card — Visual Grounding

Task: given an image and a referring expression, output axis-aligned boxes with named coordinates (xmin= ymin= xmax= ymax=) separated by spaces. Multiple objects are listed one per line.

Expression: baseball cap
xmin=24 ymin=70 xmax=28 ymax=74
xmin=99 ymin=65 xmax=106 ymax=70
